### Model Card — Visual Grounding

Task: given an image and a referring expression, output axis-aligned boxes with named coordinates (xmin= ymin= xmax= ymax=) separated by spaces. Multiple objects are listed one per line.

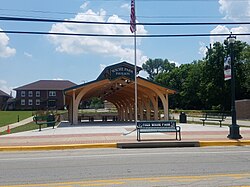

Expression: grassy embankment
xmin=0 ymin=111 xmax=33 ymax=127
xmin=0 ymin=110 xmax=63 ymax=135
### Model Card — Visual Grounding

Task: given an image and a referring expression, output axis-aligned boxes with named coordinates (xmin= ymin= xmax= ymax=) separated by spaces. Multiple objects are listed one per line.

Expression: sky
xmin=0 ymin=0 xmax=250 ymax=96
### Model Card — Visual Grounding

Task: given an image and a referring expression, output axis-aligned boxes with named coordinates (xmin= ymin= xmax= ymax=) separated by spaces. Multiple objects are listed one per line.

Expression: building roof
xmin=14 ymin=80 xmax=77 ymax=91
xmin=0 ymin=90 xmax=11 ymax=97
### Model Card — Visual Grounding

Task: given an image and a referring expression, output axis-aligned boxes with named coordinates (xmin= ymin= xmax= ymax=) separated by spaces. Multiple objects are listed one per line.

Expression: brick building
xmin=236 ymin=99 xmax=250 ymax=120
xmin=0 ymin=90 xmax=12 ymax=110
xmin=14 ymin=80 xmax=76 ymax=110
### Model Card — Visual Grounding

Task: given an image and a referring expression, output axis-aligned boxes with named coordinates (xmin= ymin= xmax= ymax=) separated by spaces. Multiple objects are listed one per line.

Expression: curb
xmin=199 ymin=140 xmax=250 ymax=147
xmin=0 ymin=143 xmax=117 ymax=151
xmin=117 ymin=141 xmax=200 ymax=148
xmin=0 ymin=140 xmax=250 ymax=151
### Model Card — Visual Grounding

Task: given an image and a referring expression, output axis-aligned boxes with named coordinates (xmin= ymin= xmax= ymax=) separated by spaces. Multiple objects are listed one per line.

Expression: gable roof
xmin=96 ymin=61 xmax=142 ymax=81
xmin=0 ymin=90 xmax=11 ymax=97
xmin=14 ymin=80 xmax=77 ymax=91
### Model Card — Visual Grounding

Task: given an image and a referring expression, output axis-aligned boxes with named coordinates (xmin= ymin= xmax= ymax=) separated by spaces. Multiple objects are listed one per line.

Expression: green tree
xmin=90 ymin=97 xmax=104 ymax=110
xmin=239 ymin=44 xmax=250 ymax=94
xmin=142 ymin=40 xmax=250 ymax=110
xmin=142 ymin=58 xmax=176 ymax=81
xmin=200 ymin=42 xmax=227 ymax=110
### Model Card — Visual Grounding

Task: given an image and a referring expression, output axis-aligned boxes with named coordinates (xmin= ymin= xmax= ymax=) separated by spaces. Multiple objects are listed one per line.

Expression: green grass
xmin=0 ymin=121 xmax=47 ymax=135
xmin=0 ymin=111 xmax=34 ymax=127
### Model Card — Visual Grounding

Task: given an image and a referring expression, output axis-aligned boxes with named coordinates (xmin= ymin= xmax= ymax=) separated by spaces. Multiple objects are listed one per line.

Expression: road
xmin=0 ymin=147 xmax=250 ymax=187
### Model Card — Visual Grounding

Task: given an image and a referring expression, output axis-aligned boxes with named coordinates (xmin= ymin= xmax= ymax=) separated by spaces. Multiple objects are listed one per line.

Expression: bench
xmin=33 ymin=115 xmax=57 ymax=131
xmin=136 ymin=121 xmax=181 ymax=141
xmin=200 ymin=113 xmax=226 ymax=127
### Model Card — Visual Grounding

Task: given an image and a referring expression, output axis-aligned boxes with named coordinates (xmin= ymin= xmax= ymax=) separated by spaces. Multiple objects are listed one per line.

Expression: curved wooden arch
xmin=65 ymin=76 xmax=175 ymax=124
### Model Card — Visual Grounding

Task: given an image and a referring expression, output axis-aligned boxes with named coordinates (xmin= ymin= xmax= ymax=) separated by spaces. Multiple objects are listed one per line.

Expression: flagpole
xmin=133 ymin=0 xmax=137 ymax=126
xmin=130 ymin=0 xmax=137 ymax=126
xmin=134 ymin=29 xmax=137 ymax=126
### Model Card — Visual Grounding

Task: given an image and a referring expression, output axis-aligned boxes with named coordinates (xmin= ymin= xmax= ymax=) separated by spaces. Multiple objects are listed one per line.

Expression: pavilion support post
xmin=124 ymin=106 xmax=129 ymax=121
xmin=114 ymin=100 xmax=123 ymax=121
xmin=138 ymin=101 xmax=143 ymax=121
xmin=164 ymin=94 xmax=169 ymax=120
xmin=157 ymin=93 xmax=169 ymax=120
xmin=117 ymin=107 xmax=121 ymax=121
xmin=68 ymin=100 xmax=73 ymax=124
xmin=116 ymin=103 xmax=123 ymax=122
xmin=128 ymin=104 xmax=133 ymax=121
xmin=72 ymin=89 xmax=78 ymax=125
xmin=121 ymin=108 xmax=125 ymax=121
xmin=145 ymin=98 xmax=151 ymax=121
xmin=113 ymin=103 xmax=120 ymax=121
xmin=154 ymin=96 xmax=158 ymax=120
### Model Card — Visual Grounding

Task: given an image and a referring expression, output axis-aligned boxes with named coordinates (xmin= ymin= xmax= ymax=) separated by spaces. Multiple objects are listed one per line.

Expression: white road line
xmin=1 ymin=150 xmax=250 ymax=161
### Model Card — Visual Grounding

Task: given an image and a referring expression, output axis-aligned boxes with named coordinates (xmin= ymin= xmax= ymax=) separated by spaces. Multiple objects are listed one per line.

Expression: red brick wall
xmin=236 ymin=100 xmax=250 ymax=120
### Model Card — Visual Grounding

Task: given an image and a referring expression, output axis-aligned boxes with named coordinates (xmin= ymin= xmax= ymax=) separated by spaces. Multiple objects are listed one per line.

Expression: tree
xmin=200 ymin=42 xmax=227 ymax=110
xmin=142 ymin=40 xmax=250 ymax=110
xmin=90 ymin=97 xmax=104 ymax=110
xmin=142 ymin=58 xmax=176 ymax=81
xmin=239 ymin=44 xmax=250 ymax=95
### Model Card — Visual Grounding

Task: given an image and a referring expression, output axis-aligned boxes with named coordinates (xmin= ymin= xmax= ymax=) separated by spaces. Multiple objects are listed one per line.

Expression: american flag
xmin=130 ymin=0 xmax=136 ymax=33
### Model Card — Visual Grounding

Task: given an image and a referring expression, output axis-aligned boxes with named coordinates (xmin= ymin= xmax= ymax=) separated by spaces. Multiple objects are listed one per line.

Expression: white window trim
xmin=49 ymin=91 xmax=56 ymax=96
xmin=21 ymin=91 xmax=25 ymax=97
xmin=28 ymin=91 xmax=33 ymax=97
xmin=36 ymin=99 xmax=40 ymax=106
xmin=28 ymin=99 xmax=33 ymax=106
xmin=21 ymin=99 xmax=25 ymax=106
xmin=36 ymin=91 xmax=40 ymax=97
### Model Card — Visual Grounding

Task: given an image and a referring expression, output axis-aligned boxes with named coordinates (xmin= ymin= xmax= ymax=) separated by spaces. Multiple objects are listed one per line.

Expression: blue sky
xmin=0 ymin=0 xmax=249 ymax=95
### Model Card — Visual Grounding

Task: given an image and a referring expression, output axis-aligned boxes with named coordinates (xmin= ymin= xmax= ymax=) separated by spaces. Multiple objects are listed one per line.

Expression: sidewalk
xmin=0 ymin=116 xmax=34 ymax=133
xmin=172 ymin=113 xmax=250 ymax=127
xmin=0 ymin=121 xmax=250 ymax=150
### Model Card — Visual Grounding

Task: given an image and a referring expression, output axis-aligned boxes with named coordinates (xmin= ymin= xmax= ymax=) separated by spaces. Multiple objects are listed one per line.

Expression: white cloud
xmin=210 ymin=0 xmax=250 ymax=44
xmin=0 ymin=80 xmax=15 ymax=96
xmin=24 ymin=52 xmax=32 ymax=58
xmin=121 ymin=3 xmax=130 ymax=11
xmin=169 ymin=60 xmax=181 ymax=67
xmin=198 ymin=42 xmax=208 ymax=57
xmin=0 ymin=28 xmax=16 ymax=58
xmin=139 ymin=70 xmax=148 ymax=78
xmin=80 ymin=1 xmax=89 ymax=10
xmin=231 ymin=26 xmax=250 ymax=43
xmin=100 ymin=64 xmax=106 ymax=72
xmin=219 ymin=0 xmax=250 ymax=21
xmin=53 ymin=78 xmax=64 ymax=80
xmin=48 ymin=7 xmax=148 ymax=65
xmin=210 ymin=25 xmax=230 ymax=44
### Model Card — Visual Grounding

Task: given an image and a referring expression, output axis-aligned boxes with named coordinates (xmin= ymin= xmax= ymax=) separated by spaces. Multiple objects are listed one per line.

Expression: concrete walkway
xmin=0 ymin=121 xmax=250 ymax=150
xmin=0 ymin=116 xmax=34 ymax=133
xmin=172 ymin=113 xmax=250 ymax=127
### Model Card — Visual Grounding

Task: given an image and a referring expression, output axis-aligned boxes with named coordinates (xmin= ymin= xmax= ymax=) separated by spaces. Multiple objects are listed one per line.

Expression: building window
xmin=48 ymin=100 xmax=56 ymax=108
xmin=28 ymin=99 xmax=33 ymax=106
xmin=49 ymin=91 xmax=56 ymax=96
xmin=36 ymin=91 xmax=40 ymax=97
xmin=21 ymin=99 xmax=25 ymax=105
xmin=36 ymin=99 xmax=40 ymax=105
xmin=21 ymin=91 xmax=25 ymax=97
xmin=28 ymin=91 xmax=33 ymax=97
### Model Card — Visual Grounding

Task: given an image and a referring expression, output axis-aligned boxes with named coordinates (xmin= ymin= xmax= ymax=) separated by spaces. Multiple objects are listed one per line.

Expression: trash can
xmin=47 ymin=114 xmax=55 ymax=127
xmin=179 ymin=112 xmax=187 ymax=123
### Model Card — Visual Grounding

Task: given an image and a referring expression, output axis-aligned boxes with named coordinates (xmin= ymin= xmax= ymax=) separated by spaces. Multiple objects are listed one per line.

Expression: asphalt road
xmin=0 ymin=147 xmax=250 ymax=187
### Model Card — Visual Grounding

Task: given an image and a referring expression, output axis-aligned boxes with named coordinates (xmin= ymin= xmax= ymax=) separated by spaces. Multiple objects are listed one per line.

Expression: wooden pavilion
xmin=64 ymin=61 xmax=176 ymax=124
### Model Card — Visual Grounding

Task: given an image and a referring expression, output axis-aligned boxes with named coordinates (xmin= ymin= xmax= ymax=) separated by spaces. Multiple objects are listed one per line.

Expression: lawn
xmin=0 ymin=111 xmax=34 ymax=127
xmin=0 ymin=121 xmax=47 ymax=135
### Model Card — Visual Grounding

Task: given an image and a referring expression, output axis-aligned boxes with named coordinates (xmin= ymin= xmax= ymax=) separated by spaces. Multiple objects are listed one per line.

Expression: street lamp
xmin=227 ymin=33 xmax=242 ymax=139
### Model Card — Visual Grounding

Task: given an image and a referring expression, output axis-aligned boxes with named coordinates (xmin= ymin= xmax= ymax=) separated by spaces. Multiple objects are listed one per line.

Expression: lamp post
xmin=227 ymin=33 xmax=242 ymax=139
